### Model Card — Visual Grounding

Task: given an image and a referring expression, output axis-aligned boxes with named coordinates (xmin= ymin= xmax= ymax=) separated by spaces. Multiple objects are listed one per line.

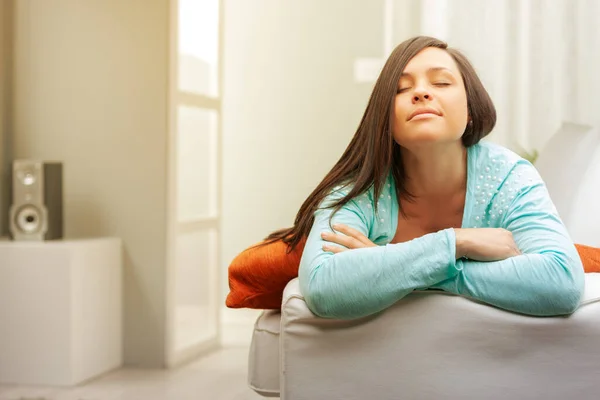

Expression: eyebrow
xmin=400 ymin=67 xmax=454 ymax=78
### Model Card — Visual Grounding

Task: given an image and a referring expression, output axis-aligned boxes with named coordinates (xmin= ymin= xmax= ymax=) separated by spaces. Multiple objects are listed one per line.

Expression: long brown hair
xmin=264 ymin=36 xmax=496 ymax=252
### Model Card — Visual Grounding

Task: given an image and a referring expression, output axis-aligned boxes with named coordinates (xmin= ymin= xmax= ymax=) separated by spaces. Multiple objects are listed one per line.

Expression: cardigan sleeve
xmin=432 ymin=161 xmax=585 ymax=316
xmin=298 ymin=188 xmax=461 ymax=319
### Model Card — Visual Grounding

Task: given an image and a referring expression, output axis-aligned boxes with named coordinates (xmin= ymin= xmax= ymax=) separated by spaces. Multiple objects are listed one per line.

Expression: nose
xmin=412 ymin=86 xmax=432 ymax=103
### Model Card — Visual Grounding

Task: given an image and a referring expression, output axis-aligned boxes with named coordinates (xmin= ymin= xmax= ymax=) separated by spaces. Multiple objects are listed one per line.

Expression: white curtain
xmin=415 ymin=0 xmax=600 ymax=155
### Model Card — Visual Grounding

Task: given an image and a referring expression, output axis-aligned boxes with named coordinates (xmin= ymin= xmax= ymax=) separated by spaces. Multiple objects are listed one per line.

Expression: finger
xmin=514 ymin=245 xmax=522 ymax=255
xmin=322 ymin=244 xmax=346 ymax=254
xmin=332 ymin=224 xmax=374 ymax=246
xmin=321 ymin=231 xmax=363 ymax=249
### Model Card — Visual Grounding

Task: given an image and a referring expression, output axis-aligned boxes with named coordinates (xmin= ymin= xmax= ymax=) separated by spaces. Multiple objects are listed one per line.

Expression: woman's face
xmin=392 ymin=47 xmax=469 ymax=148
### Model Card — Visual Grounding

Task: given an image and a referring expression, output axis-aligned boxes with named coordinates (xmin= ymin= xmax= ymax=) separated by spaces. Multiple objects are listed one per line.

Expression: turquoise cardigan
xmin=298 ymin=141 xmax=585 ymax=319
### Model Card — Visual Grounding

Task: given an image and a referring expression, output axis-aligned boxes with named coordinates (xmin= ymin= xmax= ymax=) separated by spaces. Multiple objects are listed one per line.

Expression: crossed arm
xmin=299 ymin=168 xmax=584 ymax=319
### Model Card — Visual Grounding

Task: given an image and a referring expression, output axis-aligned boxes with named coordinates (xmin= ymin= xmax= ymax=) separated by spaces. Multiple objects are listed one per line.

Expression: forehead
xmin=402 ymin=47 xmax=460 ymax=75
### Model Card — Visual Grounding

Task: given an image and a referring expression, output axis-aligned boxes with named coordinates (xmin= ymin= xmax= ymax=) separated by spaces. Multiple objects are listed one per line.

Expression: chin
xmin=395 ymin=129 xmax=459 ymax=147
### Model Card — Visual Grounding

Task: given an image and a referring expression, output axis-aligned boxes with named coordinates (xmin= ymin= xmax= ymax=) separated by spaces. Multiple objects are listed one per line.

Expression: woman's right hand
xmin=454 ymin=228 xmax=522 ymax=262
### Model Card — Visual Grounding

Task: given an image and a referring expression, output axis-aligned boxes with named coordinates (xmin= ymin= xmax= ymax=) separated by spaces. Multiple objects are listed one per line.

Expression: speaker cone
xmin=14 ymin=205 xmax=43 ymax=234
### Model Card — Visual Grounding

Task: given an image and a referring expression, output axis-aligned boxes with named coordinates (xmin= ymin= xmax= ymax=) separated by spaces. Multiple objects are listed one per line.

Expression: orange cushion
xmin=226 ymin=238 xmax=306 ymax=310
xmin=226 ymin=240 xmax=600 ymax=310
xmin=576 ymin=244 xmax=600 ymax=273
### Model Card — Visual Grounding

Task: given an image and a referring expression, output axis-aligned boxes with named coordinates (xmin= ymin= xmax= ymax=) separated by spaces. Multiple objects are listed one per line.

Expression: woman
xmin=265 ymin=36 xmax=585 ymax=319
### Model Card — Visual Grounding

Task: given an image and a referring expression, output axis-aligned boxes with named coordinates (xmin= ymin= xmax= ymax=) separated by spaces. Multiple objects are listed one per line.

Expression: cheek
xmin=445 ymin=92 xmax=469 ymax=125
xmin=392 ymin=98 xmax=408 ymax=126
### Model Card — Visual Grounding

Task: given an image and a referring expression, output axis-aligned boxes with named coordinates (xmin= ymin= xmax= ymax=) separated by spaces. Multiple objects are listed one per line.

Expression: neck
xmin=400 ymin=141 xmax=467 ymax=198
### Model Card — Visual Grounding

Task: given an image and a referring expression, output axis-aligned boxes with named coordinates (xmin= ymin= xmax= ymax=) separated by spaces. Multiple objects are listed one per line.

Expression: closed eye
xmin=397 ymin=83 xmax=450 ymax=93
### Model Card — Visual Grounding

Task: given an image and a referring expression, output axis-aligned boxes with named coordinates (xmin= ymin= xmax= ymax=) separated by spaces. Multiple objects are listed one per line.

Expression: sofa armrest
xmin=282 ymin=273 xmax=600 ymax=316
xmin=280 ymin=274 xmax=600 ymax=400
xmin=282 ymin=278 xmax=304 ymax=307
xmin=281 ymin=278 xmax=309 ymax=319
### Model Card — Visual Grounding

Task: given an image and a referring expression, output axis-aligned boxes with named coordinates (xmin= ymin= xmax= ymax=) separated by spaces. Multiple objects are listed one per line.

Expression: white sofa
xmin=249 ymin=275 xmax=600 ymax=400
xmin=247 ymin=122 xmax=600 ymax=399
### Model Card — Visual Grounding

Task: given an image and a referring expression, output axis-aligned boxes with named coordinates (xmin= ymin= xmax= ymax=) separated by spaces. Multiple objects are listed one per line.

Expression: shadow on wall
xmin=67 ymin=199 xmax=113 ymax=238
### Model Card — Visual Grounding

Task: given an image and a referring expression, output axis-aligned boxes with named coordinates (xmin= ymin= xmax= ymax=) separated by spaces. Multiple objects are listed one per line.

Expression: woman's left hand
xmin=320 ymin=224 xmax=377 ymax=253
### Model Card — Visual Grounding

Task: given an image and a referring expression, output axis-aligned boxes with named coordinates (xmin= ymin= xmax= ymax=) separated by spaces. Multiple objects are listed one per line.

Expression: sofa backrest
xmin=535 ymin=121 xmax=600 ymax=246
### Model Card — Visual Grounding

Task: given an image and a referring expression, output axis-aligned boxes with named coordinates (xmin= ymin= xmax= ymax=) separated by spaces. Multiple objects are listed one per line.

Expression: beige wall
xmin=12 ymin=0 xmax=169 ymax=367
xmin=221 ymin=0 xmax=420 ymax=303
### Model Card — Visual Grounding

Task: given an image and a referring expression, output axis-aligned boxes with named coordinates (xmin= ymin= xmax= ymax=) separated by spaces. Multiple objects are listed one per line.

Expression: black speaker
xmin=9 ymin=160 xmax=63 ymax=241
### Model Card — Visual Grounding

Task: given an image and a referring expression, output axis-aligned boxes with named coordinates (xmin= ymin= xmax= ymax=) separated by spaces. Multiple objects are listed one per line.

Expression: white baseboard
xmin=219 ymin=307 xmax=262 ymax=347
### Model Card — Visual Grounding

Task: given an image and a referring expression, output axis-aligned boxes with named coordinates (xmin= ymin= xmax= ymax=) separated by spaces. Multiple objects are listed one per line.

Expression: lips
xmin=407 ymin=107 xmax=442 ymax=121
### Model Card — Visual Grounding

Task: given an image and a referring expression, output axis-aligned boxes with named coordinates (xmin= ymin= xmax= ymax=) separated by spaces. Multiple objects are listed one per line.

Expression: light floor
xmin=0 ymin=347 xmax=273 ymax=400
